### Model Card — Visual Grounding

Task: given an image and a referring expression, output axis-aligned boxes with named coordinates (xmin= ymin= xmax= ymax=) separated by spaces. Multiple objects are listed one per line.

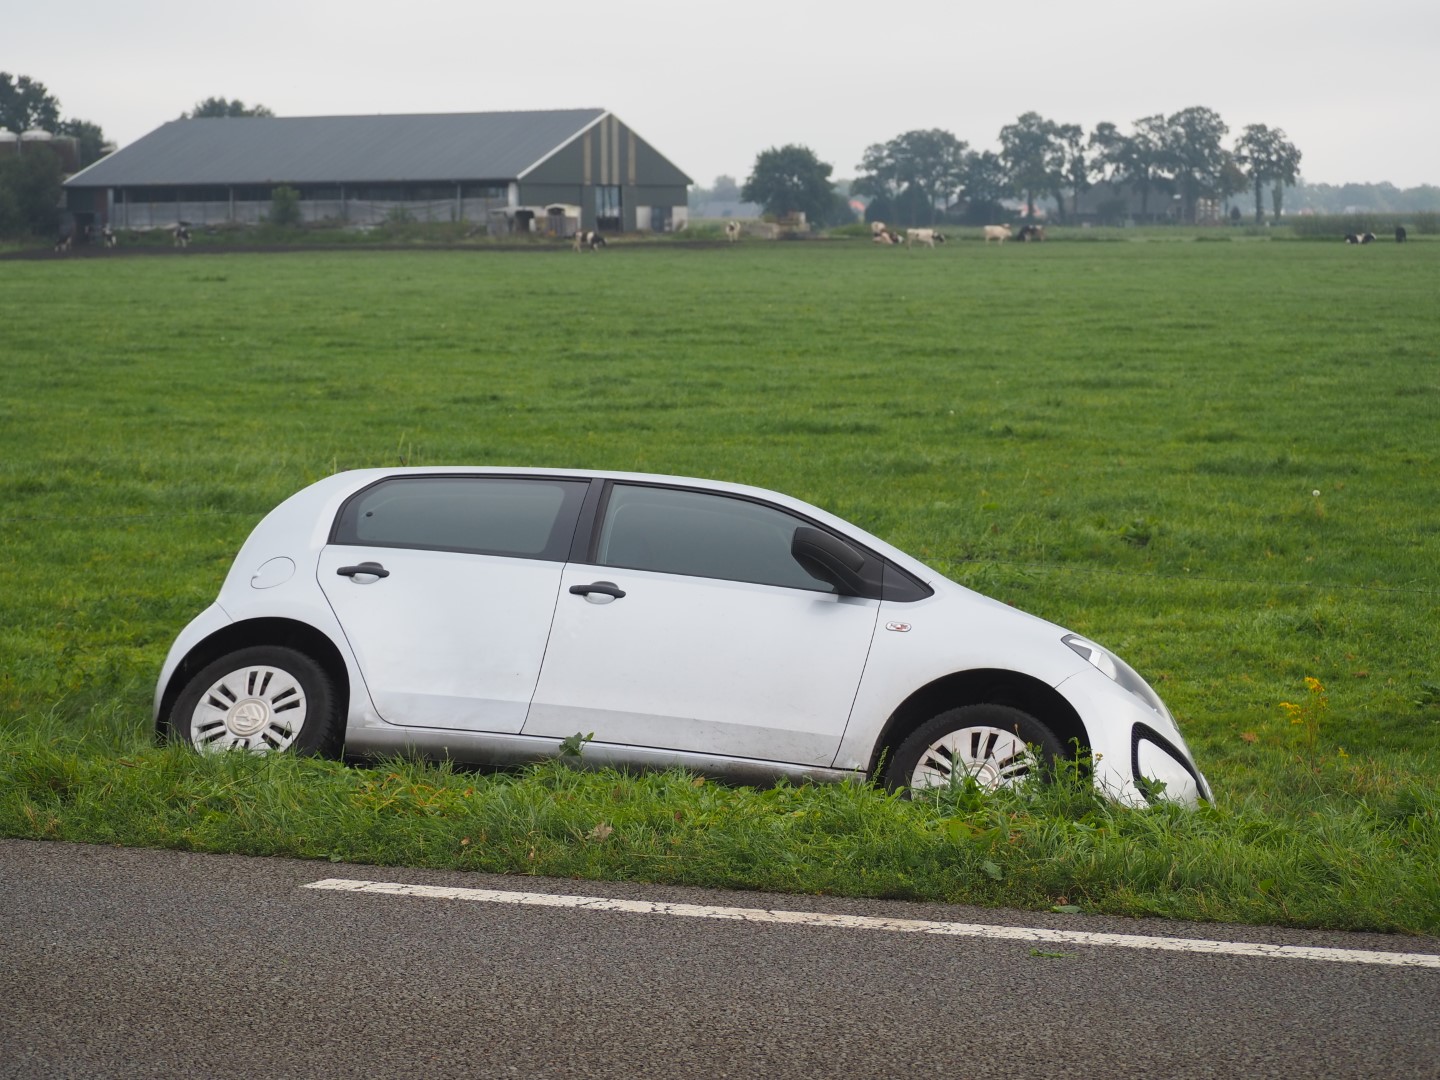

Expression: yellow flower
xmin=1304 ymin=676 xmax=1325 ymax=694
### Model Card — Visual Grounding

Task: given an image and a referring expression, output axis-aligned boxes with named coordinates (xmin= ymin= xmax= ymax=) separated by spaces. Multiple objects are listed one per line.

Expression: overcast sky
xmin=10 ymin=0 xmax=1438 ymax=189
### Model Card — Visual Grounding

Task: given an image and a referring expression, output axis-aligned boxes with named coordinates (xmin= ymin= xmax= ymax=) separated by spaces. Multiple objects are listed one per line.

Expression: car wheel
xmin=885 ymin=704 xmax=1064 ymax=794
xmin=171 ymin=646 xmax=341 ymax=756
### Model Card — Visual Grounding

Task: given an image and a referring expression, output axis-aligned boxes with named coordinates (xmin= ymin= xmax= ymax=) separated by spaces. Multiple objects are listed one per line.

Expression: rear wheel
xmin=171 ymin=645 xmax=341 ymax=757
xmin=885 ymin=704 xmax=1063 ymax=794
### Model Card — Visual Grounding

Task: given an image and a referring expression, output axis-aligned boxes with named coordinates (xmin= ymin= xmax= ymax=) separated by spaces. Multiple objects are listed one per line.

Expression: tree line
xmin=734 ymin=107 xmax=1306 ymax=229
xmin=0 ymin=72 xmax=114 ymax=237
xmin=0 ymin=70 xmax=270 ymax=237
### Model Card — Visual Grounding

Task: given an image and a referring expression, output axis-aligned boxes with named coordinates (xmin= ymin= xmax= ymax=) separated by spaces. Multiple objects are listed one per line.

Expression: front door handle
xmin=337 ymin=561 xmax=390 ymax=579
xmin=569 ymin=581 xmax=625 ymax=600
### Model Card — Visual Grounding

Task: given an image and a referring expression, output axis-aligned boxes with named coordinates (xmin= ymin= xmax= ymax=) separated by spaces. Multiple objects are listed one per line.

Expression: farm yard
xmin=2 ymin=235 xmax=1437 ymax=932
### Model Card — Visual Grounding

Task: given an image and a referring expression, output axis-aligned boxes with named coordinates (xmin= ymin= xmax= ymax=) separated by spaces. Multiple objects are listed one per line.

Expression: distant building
xmin=62 ymin=109 xmax=691 ymax=236
xmin=1069 ymin=181 xmax=1180 ymax=225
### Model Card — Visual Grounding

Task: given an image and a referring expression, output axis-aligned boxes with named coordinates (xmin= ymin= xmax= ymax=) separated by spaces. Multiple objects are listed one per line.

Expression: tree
xmin=181 ymin=97 xmax=275 ymax=119
xmin=0 ymin=73 xmax=108 ymax=235
xmin=1234 ymin=124 xmax=1303 ymax=223
xmin=741 ymin=145 xmax=835 ymax=223
xmin=999 ymin=112 xmax=1062 ymax=220
xmin=853 ymin=129 xmax=968 ymax=226
xmin=710 ymin=175 xmax=741 ymax=203
xmin=1164 ymin=106 xmax=1230 ymax=224
xmin=955 ymin=150 xmax=1009 ymax=224
xmin=1091 ymin=115 xmax=1173 ymax=221
xmin=0 ymin=72 xmax=61 ymax=134
xmin=58 ymin=118 xmax=109 ymax=168
xmin=0 ymin=144 xmax=63 ymax=235
xmin=1053 ymin=123 xmax=1092 ymax=222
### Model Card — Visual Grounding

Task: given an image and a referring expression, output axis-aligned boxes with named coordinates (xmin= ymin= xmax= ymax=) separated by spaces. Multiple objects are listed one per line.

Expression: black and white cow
xmin=574 ymin=230 xmax=606 ymax=251
xmin=173 ymin=224 xmax=192 ymax=248
xmin=101 ymin=224 xmax=117 ymax=248
xmin=724 ymin=220 xmax=742 ymax=243
xmin=1344 ymin=231 xmax=1376 ymax=245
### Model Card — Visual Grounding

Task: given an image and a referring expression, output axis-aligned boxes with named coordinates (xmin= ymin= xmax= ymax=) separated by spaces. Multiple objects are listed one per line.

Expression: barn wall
xmin=104 ymin=188 xmax=510 ymax=228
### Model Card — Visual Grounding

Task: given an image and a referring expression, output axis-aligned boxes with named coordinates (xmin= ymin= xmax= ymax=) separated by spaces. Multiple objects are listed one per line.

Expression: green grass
xmin=2 ymin=239 xmax=1437 ymax=932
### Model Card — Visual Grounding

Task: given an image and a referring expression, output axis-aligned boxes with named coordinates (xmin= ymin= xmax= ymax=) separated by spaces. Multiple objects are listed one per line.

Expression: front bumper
xmin=1056 ymin=670 xmax=1212 ymax=808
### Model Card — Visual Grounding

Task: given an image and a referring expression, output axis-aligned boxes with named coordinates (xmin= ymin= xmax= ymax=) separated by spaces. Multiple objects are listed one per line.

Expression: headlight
xmin=1063 ymin=634 xmax=1169 ymax=719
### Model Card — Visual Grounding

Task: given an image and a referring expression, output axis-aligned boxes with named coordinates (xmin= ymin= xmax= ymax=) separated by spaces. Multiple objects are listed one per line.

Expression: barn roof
xmin=64 ymin=109 xmax=613 ymax=187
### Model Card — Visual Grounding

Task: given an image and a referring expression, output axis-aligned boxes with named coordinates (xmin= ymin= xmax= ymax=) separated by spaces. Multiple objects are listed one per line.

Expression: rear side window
xmin=596 ymin=484 xmax=833 ymax=592
xmin=332 ymin=477 xmax=587 ymax=561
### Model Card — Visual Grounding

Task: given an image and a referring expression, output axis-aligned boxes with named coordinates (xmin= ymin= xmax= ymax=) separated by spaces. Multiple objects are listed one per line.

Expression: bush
xmin=268 ymin=185 xmax=302 ymax=228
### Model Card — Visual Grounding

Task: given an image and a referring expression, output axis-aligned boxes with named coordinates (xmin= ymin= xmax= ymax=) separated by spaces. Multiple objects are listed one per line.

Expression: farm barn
xmin=61 ymin=109 xmax=691 ymax=237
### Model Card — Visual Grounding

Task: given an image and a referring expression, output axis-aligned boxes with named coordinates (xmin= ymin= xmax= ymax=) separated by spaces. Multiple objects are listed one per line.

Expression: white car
xmin=154 ymin=468 xmax=1211 ymax=806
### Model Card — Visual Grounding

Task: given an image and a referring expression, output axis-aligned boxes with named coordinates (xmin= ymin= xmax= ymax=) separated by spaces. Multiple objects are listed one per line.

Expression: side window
xmin=596 ymin=485 xmax=833 ymax=592
xmin=332 ymin=477 xmax=587 ymax=561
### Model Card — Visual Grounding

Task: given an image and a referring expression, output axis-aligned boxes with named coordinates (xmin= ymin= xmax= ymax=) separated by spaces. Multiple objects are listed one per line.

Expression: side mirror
xmin=792 ymin=527 xmax=869 ymax=596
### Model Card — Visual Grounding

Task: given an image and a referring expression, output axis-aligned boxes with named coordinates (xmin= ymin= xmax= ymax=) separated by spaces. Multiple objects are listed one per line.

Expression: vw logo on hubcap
xmin=968 ymin=761 xmax=1001 ymax=786
xmin=228 ymin=698 xmax=270 ymax=737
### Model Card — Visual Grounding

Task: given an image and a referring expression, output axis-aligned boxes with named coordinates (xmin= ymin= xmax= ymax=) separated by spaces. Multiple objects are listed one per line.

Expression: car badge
xmin=885 ymin=622 xmax=912 ymax=633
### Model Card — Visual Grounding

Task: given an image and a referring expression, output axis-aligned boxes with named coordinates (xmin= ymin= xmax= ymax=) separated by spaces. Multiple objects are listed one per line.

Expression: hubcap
xmin=909 ymin=726 xmax=1037 ymax=791
xmin=189 ymin=664 xmax=306 ymax=752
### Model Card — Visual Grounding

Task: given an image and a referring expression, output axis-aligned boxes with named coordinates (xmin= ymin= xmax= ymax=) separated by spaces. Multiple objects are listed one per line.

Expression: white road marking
xmin=303 ymin=878 xmax=1440 ymax=969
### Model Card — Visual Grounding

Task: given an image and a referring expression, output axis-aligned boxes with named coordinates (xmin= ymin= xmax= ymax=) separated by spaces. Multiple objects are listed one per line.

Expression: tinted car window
xmin=333 ymin=477 xmax=587 ymax=561
xmin=596 ymin=485 xmax=833 ymax=591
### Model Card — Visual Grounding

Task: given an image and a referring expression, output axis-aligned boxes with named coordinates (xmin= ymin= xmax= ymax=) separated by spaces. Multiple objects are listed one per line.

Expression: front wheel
xmin=884 ymin=704 xmax=1063 ymax=794
xmin=170 ymin=645 xmax=342 ymax=757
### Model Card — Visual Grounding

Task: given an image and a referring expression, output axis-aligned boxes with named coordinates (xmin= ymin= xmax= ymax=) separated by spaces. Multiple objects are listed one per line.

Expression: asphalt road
xmin=3 ymin=839 xmax=1437 ymax=1079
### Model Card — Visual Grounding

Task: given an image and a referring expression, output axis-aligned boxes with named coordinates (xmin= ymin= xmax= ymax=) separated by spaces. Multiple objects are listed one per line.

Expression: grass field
xmin=2 ymin=236 xmax=1437 ymax=932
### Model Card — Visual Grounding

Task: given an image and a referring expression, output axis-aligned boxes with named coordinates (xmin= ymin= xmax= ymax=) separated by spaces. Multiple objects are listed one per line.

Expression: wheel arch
xmin=156 ymin=618 xmax=351 ymax=740
xmin=867 ymin=668 xmax=1090 ymax=778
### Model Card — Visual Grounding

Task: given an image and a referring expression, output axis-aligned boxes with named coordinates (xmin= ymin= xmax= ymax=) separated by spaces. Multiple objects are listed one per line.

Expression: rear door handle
xmin=337 ymin=561 xmax=390 ymax=579
xmin=569 ymin=581 xmax=625 ymax=599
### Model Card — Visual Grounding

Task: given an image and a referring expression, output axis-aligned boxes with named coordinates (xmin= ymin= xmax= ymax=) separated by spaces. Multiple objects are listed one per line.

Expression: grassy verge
xmin=5 ymin=707 xmax=1436 ymax=934
xmin=2 ymin=240 xmax=1437 ymax=932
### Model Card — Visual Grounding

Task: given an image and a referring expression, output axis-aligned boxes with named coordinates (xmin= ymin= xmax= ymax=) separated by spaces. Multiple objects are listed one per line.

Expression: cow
xmin=1344 ymin=232 xmax=1376 ymax=245
xmin=871 ymin=228 xmax=901 ymax=245
xmin=870 ymin=221 xmax=888 ymax=237
xmin=1396 ymin=226 xmax=1408 ymax=243
xmin=173 ymin=224 xmax=191 ymax=248
xmin=905 ymin=228 xmax=945 ymax=249
xmin=983 ymin=224 xmax=1012 ymax=244
xmin=1017 ymin=224 xmax=1045 ymax=242
xmin=573 ymin=230 xmax=606 ymax=251
xmin=724 ymin=220 xmax=742 ymax=243
xmin=101 ymin=224 xmax=117 ymax=248
xmin=54 ymin=232 xmax=71 ymax=254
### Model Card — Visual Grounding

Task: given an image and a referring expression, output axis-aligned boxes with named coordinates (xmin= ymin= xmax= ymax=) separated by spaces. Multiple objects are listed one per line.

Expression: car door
xmin=317 ymin=475 xmax=588 ymax=733
xmin=524 ymin=483 xmax=881 ymax=766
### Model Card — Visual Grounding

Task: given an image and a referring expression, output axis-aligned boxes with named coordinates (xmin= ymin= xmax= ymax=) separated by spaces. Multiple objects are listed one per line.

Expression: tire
xmin=884 ymin=704 xmax=1064 ymax=794
xmin=170 ymin=645 xmax=342 ymax=757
